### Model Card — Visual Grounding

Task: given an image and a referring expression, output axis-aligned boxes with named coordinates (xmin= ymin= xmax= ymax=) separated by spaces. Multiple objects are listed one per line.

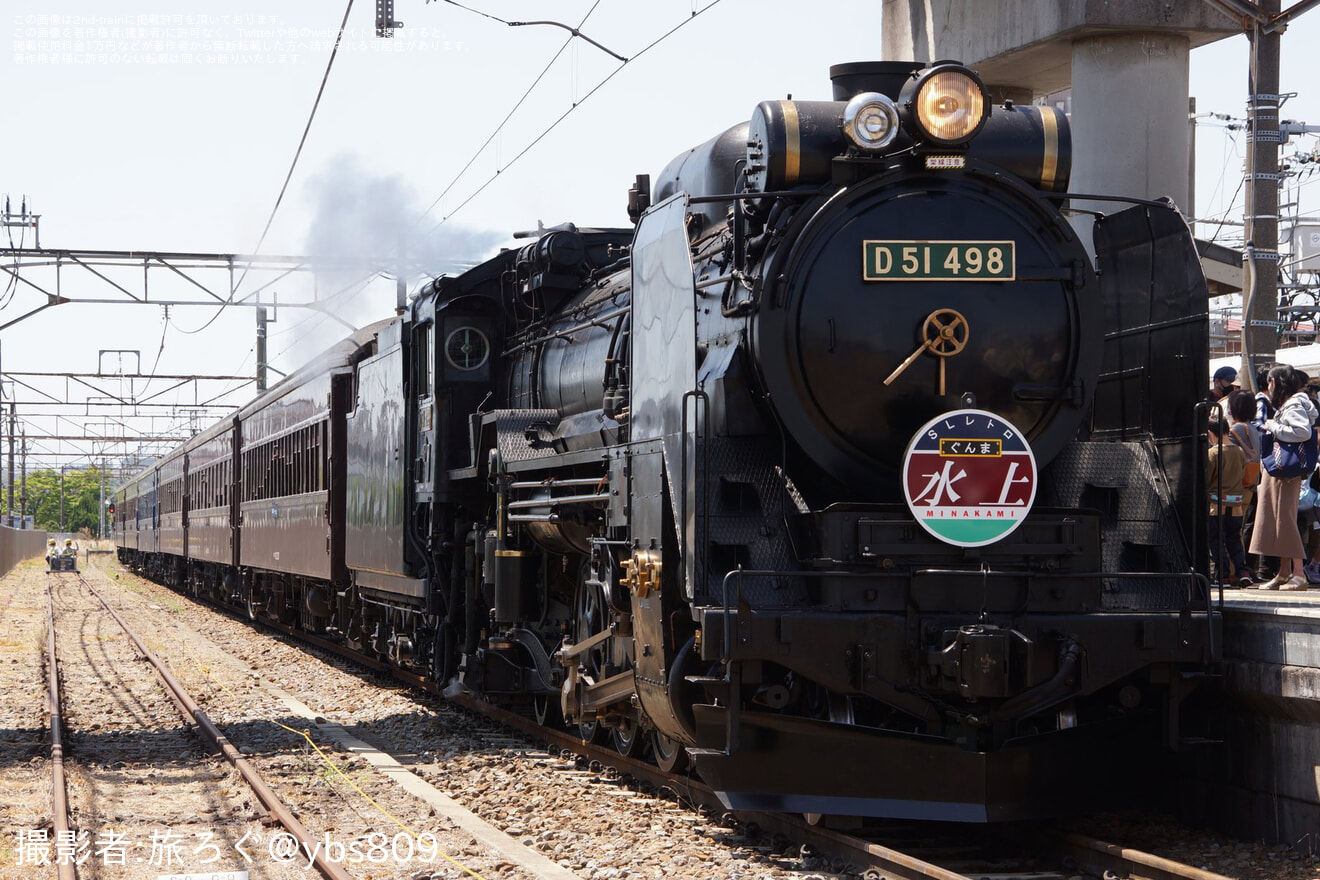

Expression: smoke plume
xmin=280 ymin=153 xmax=504 ymax=369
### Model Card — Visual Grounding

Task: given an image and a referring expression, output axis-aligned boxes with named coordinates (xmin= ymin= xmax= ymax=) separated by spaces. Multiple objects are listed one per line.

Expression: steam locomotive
xmin=117 ymin=61 xmax=1220 ymax=822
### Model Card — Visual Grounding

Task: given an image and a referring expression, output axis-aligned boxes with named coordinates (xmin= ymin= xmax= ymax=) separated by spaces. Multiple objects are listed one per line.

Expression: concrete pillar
xmin=1069 ymin=32 xmax=1191 ymax=251
xmin=1070 ymin=32 xmax=1190 ymax=207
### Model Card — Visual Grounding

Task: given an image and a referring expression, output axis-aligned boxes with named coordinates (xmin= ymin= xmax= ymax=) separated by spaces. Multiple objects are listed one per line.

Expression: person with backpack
xmin=1249 ymin=364 xmax=1320 ymax=590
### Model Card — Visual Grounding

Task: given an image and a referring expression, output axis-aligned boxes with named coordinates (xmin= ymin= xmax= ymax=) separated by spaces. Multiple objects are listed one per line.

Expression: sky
xmin=2 ymin=0 xmax=1319 ymax=474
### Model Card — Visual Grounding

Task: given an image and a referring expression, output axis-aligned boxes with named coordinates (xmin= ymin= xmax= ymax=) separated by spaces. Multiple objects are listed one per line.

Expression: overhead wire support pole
xmin=19 ymin=435 xmax=193 ymax=443
xmin=0 ymin=245 xmax=380 ymax=331
xmin=256 ymin=306 xmax=268 ymax=393
xmin=7 ymin=403 xmax=13 ymax=525
xmin=1267 ymin=0 xmax=1320 ymax=30
xmin=1242 ymin=0 xmax=1284 ymax=390
xmin=4 ymin=371 xmax=254 ymax=381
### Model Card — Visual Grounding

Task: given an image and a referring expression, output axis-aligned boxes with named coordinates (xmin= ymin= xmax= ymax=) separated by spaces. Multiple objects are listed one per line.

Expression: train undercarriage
xmin=120 ymin=487 xmax=1218 ymax=823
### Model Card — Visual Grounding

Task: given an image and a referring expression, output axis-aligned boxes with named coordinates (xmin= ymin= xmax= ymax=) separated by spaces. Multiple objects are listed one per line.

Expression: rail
xmin=43 ymin=585 xmax=76 ymax=880
xmin=74 ymin=574 xmax=357 ymax=880
xmin=102 ymin=556 xmax=1244 ymax=880
xmin=1052 ymin=831 xmax=1236 ymax=880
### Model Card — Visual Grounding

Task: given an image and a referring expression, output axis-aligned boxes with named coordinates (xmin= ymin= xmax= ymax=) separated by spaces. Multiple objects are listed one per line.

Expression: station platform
xmin=1182 ymin=587 xmax=1320 ymax=846
xmin=1220 ymin=586 xmax=1320 ymax=701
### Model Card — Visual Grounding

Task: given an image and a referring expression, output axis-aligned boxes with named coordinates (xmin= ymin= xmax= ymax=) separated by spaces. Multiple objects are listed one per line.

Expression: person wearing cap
xmin=1209 ymin=365 xmax=1238 ymax=404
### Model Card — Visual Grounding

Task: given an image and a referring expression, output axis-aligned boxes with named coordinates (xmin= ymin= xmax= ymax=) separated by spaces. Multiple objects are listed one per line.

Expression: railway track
xmin=454 ymin=696 xmax=1242 ymax=880
xmin=41 ymin=571 xmax=355 ymax=880
xmin=110 ymin=564 xmax=1242 ymax=880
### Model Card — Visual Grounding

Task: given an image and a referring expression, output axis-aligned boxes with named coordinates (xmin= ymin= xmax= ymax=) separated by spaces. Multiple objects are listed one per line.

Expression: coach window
xmin=276 ymin=437 xmax=285 ymax=497
xmin=292 ymin=430 xmax=301 ymax=494
xmin=296 ymin=427 xmax=307 ymax=494
xmin=305 ymin=425 xmax=314 ymax=492
xmin=316 ymin=423 xmax=326 ymax=491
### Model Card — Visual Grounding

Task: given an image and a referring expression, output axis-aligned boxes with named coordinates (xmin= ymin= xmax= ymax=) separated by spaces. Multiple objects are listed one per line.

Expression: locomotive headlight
xmin=843 ymin=92 xmax=900 ymax=151
xmin=905 ymin=65 xmax=989 ymax=146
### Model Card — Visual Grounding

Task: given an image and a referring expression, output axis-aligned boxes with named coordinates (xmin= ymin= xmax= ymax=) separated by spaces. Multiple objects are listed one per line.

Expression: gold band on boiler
xmin=1038 ymin=106 xmax=1058 ymax=191
xmin=782 ymin=101 xmax=800 ymax=186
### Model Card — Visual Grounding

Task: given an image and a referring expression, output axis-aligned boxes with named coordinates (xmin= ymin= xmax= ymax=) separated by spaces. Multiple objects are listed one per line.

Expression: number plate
xmin=863 ymin=240 xmax=1015 ymax=281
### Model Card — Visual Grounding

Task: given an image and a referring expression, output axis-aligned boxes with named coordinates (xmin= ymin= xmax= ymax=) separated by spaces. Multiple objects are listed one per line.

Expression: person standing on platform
xmin=1207 ymin=409 xmax=1250 ymax=587
xmin=1249 ymin=364 xmax=1319 ymax=590
xmin=1245 ymin=365 xmax=1279 ymax=580
xmin=1208 ymin=365 xmax=1237 ymax=405
xmin=1225 ymin=390 xmax=1262 ymax=582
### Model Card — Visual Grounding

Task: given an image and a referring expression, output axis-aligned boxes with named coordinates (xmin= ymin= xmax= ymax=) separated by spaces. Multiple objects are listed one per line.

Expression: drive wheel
xmin=573 ymin=565 xmax=610 ymax=744
xmin=533 ymin=694 xmax=562 ymax=728
xmin=651 ymin=732 xmax=688 ymax=773
xmin=612 ymin=713 xmax=645 ymax=758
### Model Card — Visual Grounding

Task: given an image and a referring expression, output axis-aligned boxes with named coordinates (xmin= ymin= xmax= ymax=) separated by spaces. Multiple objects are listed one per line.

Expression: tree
xmin=1 ymin=467 xmax=106 ymax=534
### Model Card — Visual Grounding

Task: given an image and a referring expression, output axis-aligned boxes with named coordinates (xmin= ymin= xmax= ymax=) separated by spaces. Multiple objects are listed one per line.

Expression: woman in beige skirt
xmin=1250 ymin=365 xmax=1319 ymax=590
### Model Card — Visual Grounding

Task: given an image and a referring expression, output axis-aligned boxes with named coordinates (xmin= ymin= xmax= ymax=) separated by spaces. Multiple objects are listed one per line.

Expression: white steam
xmin=277 ymin=153 xmax=503 ymax=371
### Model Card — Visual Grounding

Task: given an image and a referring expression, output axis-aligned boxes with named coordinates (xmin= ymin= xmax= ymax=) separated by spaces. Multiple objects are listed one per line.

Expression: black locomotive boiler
xmin=117 ymin=61 xmax=1220 ymax=822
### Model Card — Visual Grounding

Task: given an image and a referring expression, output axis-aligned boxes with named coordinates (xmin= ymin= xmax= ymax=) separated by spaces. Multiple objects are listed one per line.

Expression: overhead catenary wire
xmin=1 ymin=201 xmax=28 ymax=310
xmin=430 ymin=0 xmax=510 ymax=26
xmin=134 ymin=306 xmax=171 ymax=399
xmin=422 ymin=0 xmax=727 ymax=238
xmin=188 ymin=0 xmax=357 ymax=332
xmin=415 ymin=0 xmax=606 ymax=229
xmin=432 ymin=0 xmax=624 ymax=59
xmin=1209 ymin=175 xmax=1248 ymax=244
